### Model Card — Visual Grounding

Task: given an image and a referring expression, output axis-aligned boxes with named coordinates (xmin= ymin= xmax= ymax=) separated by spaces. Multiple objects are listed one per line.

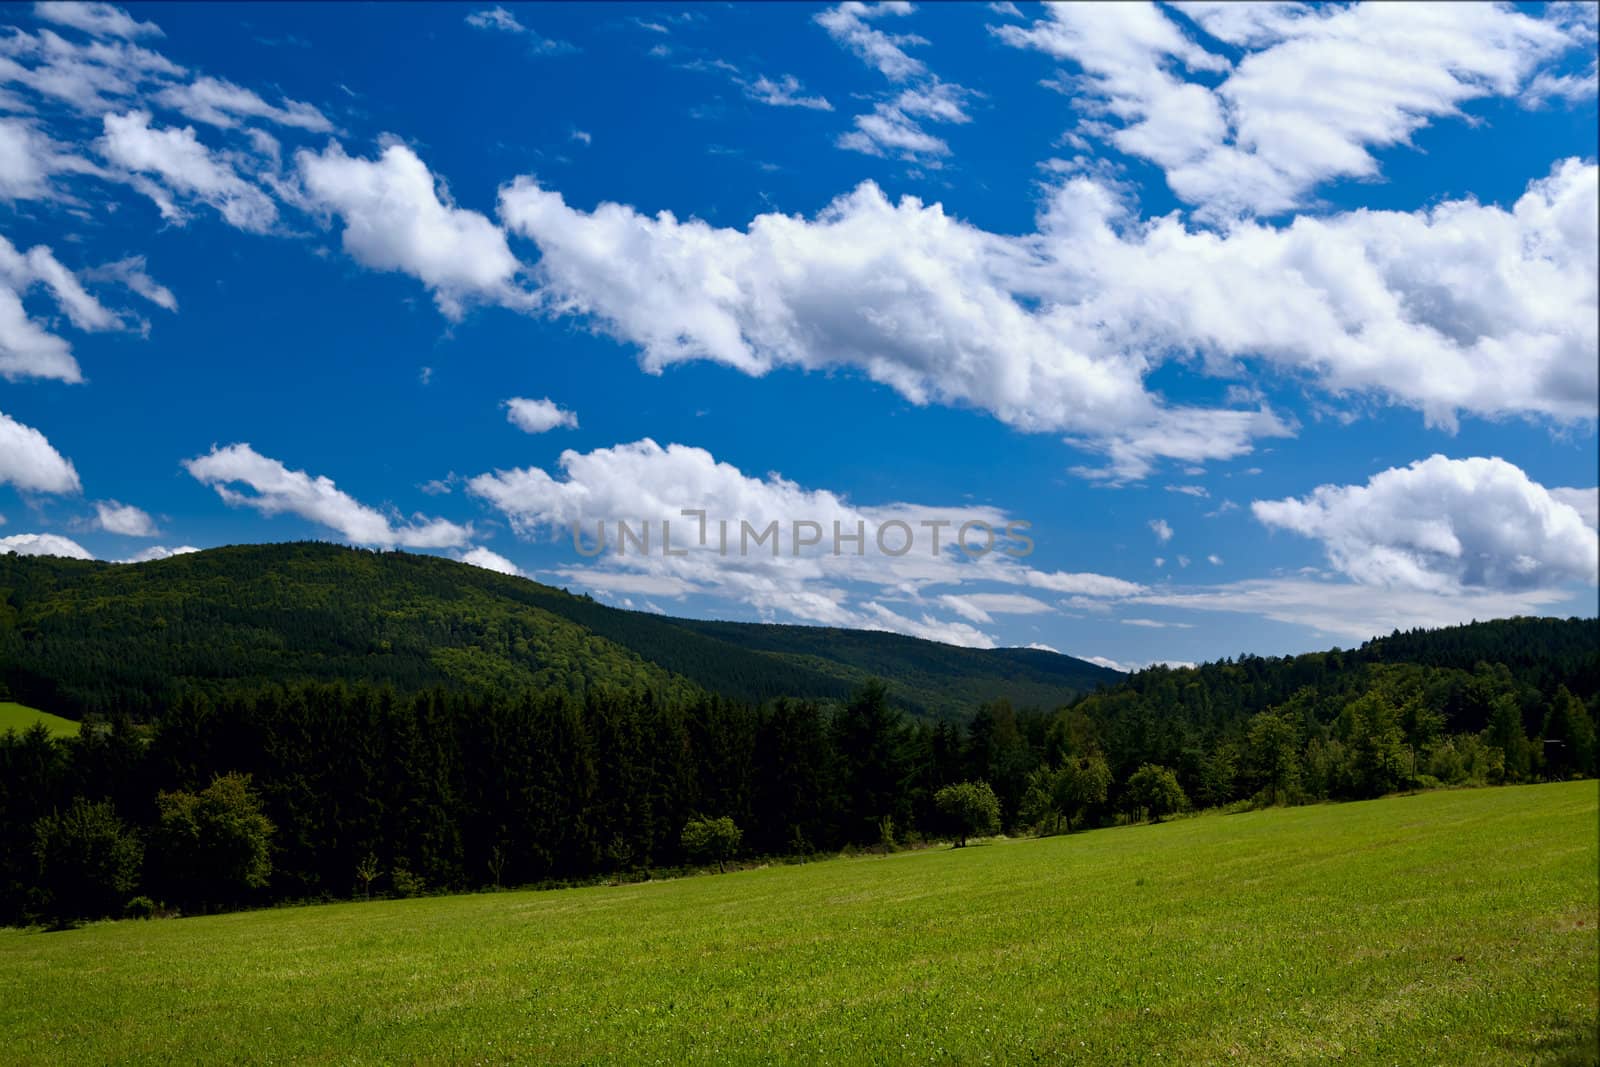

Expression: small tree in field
xmin=681 ymin=816 xmax=741 ymax=873
xmin=33 ymin=797 xmax=143 ymax=920
xmin=1126 ymin=763 xmax=1187 ymax=823
xmin=152 ymin=772 xmax=274 ymax=911
xmin=935 ymin=780 xmax=1001 ymax=846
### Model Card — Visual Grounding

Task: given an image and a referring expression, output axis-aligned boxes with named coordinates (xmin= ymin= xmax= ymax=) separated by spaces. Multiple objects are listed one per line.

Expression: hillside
xmin=0 ymin=542 xmax=1121 ymax=721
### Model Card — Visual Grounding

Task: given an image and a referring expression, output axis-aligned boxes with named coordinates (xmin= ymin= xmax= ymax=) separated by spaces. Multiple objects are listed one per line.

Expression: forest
xmin=1 ymin=604 xmax=1595 ymax=925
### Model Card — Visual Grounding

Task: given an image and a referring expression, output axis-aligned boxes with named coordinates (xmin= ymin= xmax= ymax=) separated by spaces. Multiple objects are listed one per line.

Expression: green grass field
xmin=0 ymin=702 xmax=79 ymax=738
xmin=1 ymin=782 xmax=1594 ymax=1065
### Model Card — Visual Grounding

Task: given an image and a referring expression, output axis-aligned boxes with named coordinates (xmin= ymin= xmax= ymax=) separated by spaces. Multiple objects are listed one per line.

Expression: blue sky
xmin=1 ymin=1 xmax=1597 ymax=670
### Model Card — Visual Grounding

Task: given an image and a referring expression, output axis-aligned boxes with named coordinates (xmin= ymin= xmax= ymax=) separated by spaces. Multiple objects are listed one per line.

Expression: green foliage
xmin=32 ymin=797 xmax=142 ymax=920
xmin=934 ymin=780 xmax=1001 ymax=846
xmin=151 ymin=773 xmax=274 ymax=912
xmin=680 ymin=816 xmax=741 ymax=872
xmin=1125 ymin=764 xmax=1187 ymax=822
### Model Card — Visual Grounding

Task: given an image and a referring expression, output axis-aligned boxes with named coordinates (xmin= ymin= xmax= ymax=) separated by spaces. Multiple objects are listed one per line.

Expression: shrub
xmin=934 ymin=781 xmax=1001 ymax=847
xmin=33 ymin=797 xmax=143 ymax=920
xmin=681 ymin=816 xmax=742 ymax=873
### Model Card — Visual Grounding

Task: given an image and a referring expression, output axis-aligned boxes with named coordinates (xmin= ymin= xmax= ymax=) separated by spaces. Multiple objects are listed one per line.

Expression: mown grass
xmin=1 ymin=782 xmax=1595 ymax=1065
xmin=0 ymin=702 xmax=79 ymax=738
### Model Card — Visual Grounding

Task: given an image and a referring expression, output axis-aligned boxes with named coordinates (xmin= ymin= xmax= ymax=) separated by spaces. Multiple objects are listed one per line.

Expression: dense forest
xmin=1 ymin=557 xmax=1595 ymax=925
xmin=0 ymin=544 xmax=1119 ymax=720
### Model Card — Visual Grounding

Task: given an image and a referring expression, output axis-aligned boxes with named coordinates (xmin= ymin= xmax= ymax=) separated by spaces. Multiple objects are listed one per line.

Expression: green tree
xmin=152 ymin=772 xmax=275 ymax=911
xmin=1541 ymin=686 xmax=1597 ymax=779
xmin=934 ymin=780 xmax=1001 ymax=846
xmin=1244 ymin=711 xmax=1302 ymax=805
xmin=33 ymin=797 xmax=143 ymax=920
xmin=680 ymin=815 xmax=741 ymax=873
xmin=1345 ymin=693 xmax=1408 ymax=797
xmin=1125 ymin=763 xmax=1187 ymax=823
xmin=1055 ymin=754 xmax=1112 ymax=831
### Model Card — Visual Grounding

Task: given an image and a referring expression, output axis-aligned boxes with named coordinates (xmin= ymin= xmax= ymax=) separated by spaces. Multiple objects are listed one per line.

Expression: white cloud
xmin=155 ymin=76 xmax=331 ymax=132
xmin=0 ymin=116 xmax=105 ymax=202
xmin=1207 ymin=553 xmax=1222 ymax=565
xmin=1148 ymin=518 xmax=1172 ymax=542
xmin=120 ymin=543 xmax=199 ymax=563
xmin=184 ymin=443 xmax=473 ymax=548
xmin=1551 ymin=486 xmax=1599 ymax=530
xmin=98 ymin=110 xmax=277 ymax=232
xmin=504 ymin=396 xmax=578 ymax=434
xmin=33 ymin=2 xmax=163 ymax=40
xmin=814 ymin=1 xmax=926 ymax=82
xmin=497 ymin=176 xmax=1288 ymax=479
xmin=466 ymin=437 xmax=1098 ymax=643
xmin=0 ymin=233 xmax=143 ymax=383
xmin=459 ymin=546 xmax=523 ymax=576
xmin=1122 ymin=617 xmax=1193 ymax=629
xmin=298 ymin=141 xmax=524 ymax=317
xmin=0 ymin=410 xmax=81 ymax=493
xmin=745 ymin=74 xmax=833 ymax=111
xmin=937 ymin=591 xmax=1055 ymax=624
xmin=465 ymin=7 xmax=523 ymax=33
xmin=0 ymin=532 xmax=92 ymax=559
xmin=462 ymin=6 xmax=574 ymax=53
xmin=0 ymin=27 xmax=186 ymax=113
xmin=1253 ymin=455 xmax=1599 ymax=593
xmin=94 ymin=499 xmax=156 ymax=536
xmin=89 ymin=255 xmax=177 ymax=311
xmin=999 ymin=1 xmax=1586 ymax=219
xmin=1131 ymin=577 xmax=1578 ymax=643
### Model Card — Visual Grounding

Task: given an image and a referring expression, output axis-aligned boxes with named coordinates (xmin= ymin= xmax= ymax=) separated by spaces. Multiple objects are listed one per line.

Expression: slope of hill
xmin=0 ymin=543 xmax=1121 ymax=720
xmin=0 ymin=702 xmax=80 ymax=738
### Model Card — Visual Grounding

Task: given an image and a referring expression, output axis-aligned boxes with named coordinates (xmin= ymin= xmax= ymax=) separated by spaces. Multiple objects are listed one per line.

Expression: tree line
xmin=2 ymin=634 xmax=1594 ymax=925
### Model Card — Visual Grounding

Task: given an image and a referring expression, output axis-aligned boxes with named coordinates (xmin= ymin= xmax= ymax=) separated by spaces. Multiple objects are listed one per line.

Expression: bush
xmin=123 ymin=895 xmax=160 ymax=920
xmin=1125 ymin=764 xmax=1188 ymax=823
xmin=934 ymin=780 xmax=1001 ymax=847
xmin=681 ymin=816 xmax=742 ymax=873
xmin=151 ymin=773 xmax=274 ymax=912
xmin=33 ymin=797 xmax=143 ymax=920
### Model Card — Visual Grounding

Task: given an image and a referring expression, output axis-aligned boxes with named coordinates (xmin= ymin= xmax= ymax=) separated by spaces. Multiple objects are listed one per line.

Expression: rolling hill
xmin=0 ymin=542 xmax=1122 ymax=721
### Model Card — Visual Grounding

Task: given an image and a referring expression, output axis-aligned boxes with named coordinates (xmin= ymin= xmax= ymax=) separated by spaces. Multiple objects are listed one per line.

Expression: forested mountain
xmin=1 ymin=539 xmax=1594 ymax=925
xmin=0 ymin=543 xmax=1121 ymax=721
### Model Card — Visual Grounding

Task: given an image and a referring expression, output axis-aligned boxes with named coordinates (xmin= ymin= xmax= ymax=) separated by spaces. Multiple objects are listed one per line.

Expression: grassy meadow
xmin=1 ymin=781 xmax=1595 ymax=1065
xmin=0 ymin=702 xmax=79 ymax=738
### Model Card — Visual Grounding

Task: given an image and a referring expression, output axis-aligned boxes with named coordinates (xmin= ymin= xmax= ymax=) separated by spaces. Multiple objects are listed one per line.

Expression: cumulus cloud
xmin=298 ymin=141 xmax=525 ymax=317
xmin=504 ymin=396 xmax=578 ymax=434
xmin=0 ymin=532 xmax=93 ymax=559
xmin=1253 ymin=455 xmax=1599 ymax=593
xmin=99 ymin=110 xmax=277 ymax=231
xmin=998 ymin=1 xmax=1587 ymax=219
xmin=120 ymin=544 xmax=199 ymax=563
xmin=497 ymin=159 xmax=1594 ymax=479
xmin=459 ymin=546 xmax=523 ymax=576
xmin=465 ymin=437 xmax=1132 ymax=645
xmin=94 ymin=499 xmax=156 ymax=536
xmin=1148 ymin=518 xmax=1173 ymax=543
xmin=0 ymin=410 xmax=81 ymax=493
xmin=1551 ymin=486 xmax=1599 ymax=530
xmin=0 ymin=26 xmax=186 ymax=113
xmin=0 ymin=233 xmax=147 ymax=382
xmin=184 ymin=443 xmax=473 ymax=548
xmin=33 ymin=2 xmax=163 ymax=40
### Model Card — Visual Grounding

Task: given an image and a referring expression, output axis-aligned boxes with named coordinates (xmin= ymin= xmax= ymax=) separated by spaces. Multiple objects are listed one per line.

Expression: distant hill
xmin=0 ymin=542 xmax=1122 ymax=721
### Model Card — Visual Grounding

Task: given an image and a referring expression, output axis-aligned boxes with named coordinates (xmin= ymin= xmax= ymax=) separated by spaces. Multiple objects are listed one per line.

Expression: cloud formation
xmin=1253 ymin=455 xmax=1599 ymax=593
xmin=185 ymin=443 xmax=473 ymax=548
